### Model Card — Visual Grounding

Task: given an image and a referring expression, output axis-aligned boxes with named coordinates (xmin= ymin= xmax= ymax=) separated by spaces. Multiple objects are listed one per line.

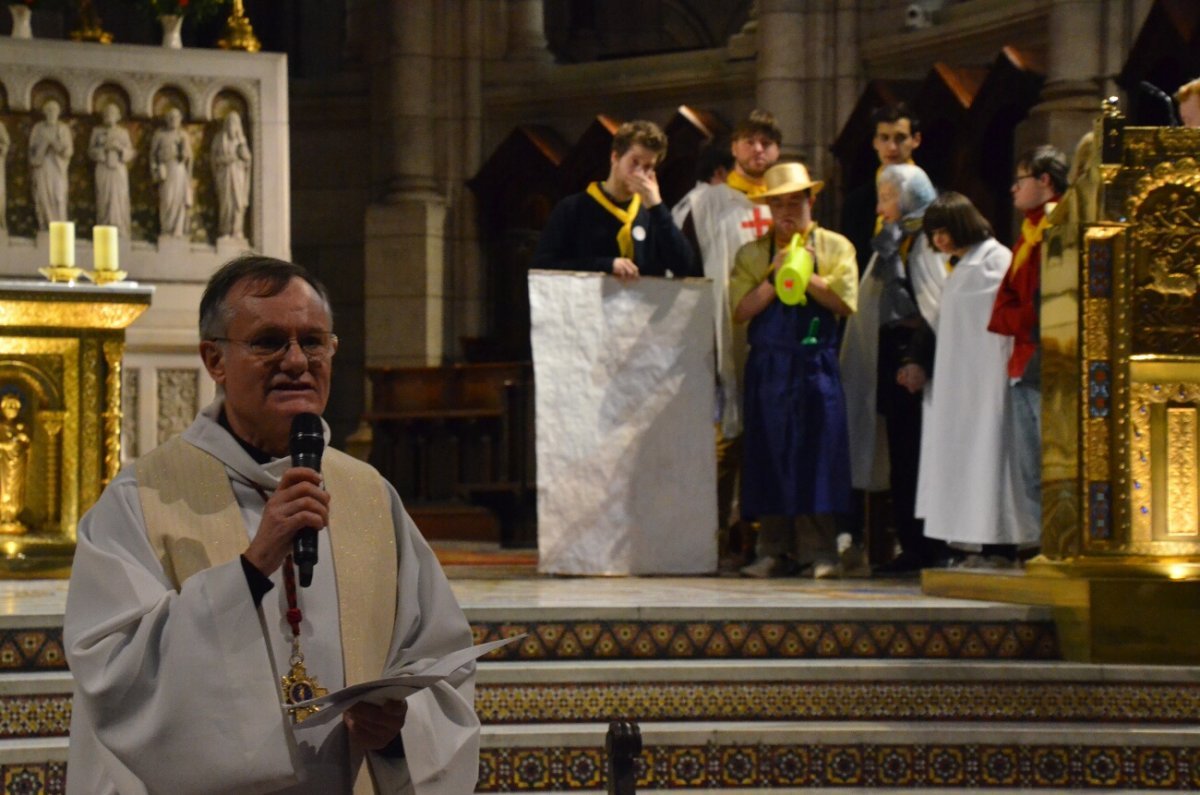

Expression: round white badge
xmin=632 ymin=225 xmax=647 ymax=242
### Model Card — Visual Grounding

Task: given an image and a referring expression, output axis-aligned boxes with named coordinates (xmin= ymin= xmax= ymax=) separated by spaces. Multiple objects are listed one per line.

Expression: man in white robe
xmin=679 ymin=111 xmax=780 ymax=565
xmin=65 ymin=256 xmax=479 ymax=794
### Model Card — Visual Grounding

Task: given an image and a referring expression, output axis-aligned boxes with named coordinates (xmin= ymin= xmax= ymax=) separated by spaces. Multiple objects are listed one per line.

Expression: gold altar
xmin=0 ymin=280 xmax=152 ymax=578
xmin=925 ymin=103 xmax=1200 ymax=663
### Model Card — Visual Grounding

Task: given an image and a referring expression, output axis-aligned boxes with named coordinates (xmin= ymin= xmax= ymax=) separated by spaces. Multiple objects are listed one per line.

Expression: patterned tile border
xmin=476 ymin=680 xmax=1200 ymax=725
xmin=0 ymin=695 xmax=72 ymax=740
xmin=1 ymin=763 xmax=66 ymax=795
xmin=471 ymin=620 xmax=1060 ymax=661
xmin=0 ymin=619 xmax=1060 ymax=671
xmin=478 ymin=743 xmax=1200 ymax=790
xmin=8 ymin=679 xmax=1199 ymax=740
xmin=0 ymin=630 xmax=66 ymax=673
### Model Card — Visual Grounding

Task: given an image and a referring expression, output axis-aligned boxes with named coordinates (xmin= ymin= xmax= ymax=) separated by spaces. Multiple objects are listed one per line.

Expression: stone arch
xmin=0 ymin=360 xmax=64 ymax=414
xmin=210 ymin=89 xmax=249 ymax=128
xmin=31 ymin=80 xmax=71 ymax=117
xmin=151 ymin=85 xmax=191 ymax=121
xmin=89 ymin=82 xmax=132 ymax=121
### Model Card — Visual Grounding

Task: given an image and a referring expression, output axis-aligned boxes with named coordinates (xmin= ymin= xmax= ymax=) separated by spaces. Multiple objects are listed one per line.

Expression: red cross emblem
xmin=740 ymin=207 xmax=772 ymax=238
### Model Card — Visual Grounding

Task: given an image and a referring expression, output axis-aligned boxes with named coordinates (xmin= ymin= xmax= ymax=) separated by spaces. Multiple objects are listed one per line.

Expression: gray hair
xmin=878 ymin=163 xmax=937 ymax=218
xmin=199 ymin=255 xmax=332 ymax=340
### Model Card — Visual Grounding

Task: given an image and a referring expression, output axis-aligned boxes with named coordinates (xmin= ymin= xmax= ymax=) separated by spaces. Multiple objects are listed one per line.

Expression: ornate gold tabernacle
xmin=0 ymin=280 xmax=152 ymax=578
xmin=924 ymin=102 xmax=1200 ymax=663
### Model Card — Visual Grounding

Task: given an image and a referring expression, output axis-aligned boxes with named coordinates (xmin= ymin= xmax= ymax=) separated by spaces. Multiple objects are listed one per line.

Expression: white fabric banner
xmin=529 ymin=270 xmax=717 ymax=575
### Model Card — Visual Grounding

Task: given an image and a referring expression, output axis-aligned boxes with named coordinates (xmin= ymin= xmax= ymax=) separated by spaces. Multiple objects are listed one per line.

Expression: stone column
xmin=365 ymin=0 xmax=446 ymax=367
xmin=506 ymin=0 xmax=552 ymax=63
xmin=757 ymin=0 xmax=852 ymax=225
xmin=1017 ymin=0 xmax=1105 ymax=159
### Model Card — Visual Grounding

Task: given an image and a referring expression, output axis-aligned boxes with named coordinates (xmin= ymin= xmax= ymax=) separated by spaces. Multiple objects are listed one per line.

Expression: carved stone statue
xmin=29 ymin=100 xmax=73 ymax=231
xmin=0 ymin=120 xmax=9 ymax=232
xmin=89 ymin=104 xmax=135 ymax=237
xmin=211 ymin=111 xmax=252 ymax=240
xmin=0 ymin=394 xmax=31 ymax=535
xmin=149 ymin=107 xmax=193 ymax=238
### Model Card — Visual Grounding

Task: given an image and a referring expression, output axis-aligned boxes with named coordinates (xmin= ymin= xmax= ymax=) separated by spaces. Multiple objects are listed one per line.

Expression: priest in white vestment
xmin=914 ymin=193 xmax=1033 ymax=554
xmin=64 ymin=256 xmax=479 ymax=794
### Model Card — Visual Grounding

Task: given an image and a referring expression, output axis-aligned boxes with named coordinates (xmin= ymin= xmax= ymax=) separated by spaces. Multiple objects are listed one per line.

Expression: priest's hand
xmin=896 ymin=363 xmax=927 ymax=394
xmin=611 ymin=258 xmax=640 ymax=281
xmin=243 ymin=467 xmax=329 ymax=577
xmin=345 ymin=699 xmax=409 ymax=751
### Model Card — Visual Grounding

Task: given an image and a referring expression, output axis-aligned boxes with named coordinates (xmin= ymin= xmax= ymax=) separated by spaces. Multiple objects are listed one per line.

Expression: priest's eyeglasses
xmin=210 ymin=332 xmax=338 ymax=362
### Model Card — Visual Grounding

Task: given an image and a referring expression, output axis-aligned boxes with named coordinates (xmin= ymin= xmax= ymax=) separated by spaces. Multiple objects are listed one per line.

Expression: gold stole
xmin=726 ymin=170 xmax=767 ymax=198
xmin=1010 ymin=204 xmax=1054 ymax=276
xmin=136 ymin=436 xmax=398 ymax=795
xmin=586 ymin=182 xmax=641 ymax=260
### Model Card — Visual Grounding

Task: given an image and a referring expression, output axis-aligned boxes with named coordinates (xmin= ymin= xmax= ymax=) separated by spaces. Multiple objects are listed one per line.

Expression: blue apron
xmin=741 ymin=247 xmax=852 ymax=518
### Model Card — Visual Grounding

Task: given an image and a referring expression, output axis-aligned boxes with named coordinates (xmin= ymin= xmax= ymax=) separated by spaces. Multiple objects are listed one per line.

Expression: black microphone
xmin=289 ymin=412 xmax=324 ymax=587
xmin=1138 ymin=81 xmax=1179 ymax=126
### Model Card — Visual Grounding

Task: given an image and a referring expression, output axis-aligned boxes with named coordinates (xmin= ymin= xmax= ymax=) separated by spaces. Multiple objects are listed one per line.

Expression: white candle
xmin=93 ymin=226 xmax=119 ymax=271
xmin=49 ymin=221 xmax=75 ymax=267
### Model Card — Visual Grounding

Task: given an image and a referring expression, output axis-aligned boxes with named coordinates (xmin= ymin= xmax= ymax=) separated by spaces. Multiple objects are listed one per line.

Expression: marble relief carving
xmin=29 ymin=100 xmax=72 ymax=230
xmin=88 ymin=104 xmax=134 ymax=237
xmin=120 ymin=368 xmax=138 ymax=463
xmin=0 ymin=77 xmax=254 ymax=246
xmin=0 ymin=120 xmax=8 ymax=231
xmin=211 ymin=110 xmax=251 ymax=241
xmin=156 ymin=368 xmax=197 ymax=445
xmin=150 ymin=108 xmax=193 ymax=239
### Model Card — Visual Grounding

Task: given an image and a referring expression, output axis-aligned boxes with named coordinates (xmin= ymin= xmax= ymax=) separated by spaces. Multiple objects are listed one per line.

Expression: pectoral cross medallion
xmin=282 ymin=657 xmax=327 ymax=723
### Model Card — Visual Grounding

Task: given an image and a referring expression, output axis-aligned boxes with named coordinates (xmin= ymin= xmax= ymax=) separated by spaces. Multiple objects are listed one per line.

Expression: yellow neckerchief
xmin=1010 ymin=201 xmax=1056 ymax=276
xmin=587 ymin=181 xmax=641 ymax=260
xmin=726 ymin=170 xmax=767 ymax=198
xmin=872 ymin=159 xmax=916 ymax=235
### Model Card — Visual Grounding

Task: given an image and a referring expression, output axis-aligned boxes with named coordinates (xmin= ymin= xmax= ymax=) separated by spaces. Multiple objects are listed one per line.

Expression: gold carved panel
xmin=1126 ymin=159 xmax=1200 ymax=357
xmin=0 ymin=337 xmax=80 ymax=540
xmin=1128 ymin=374 xmax=1200 ymax=553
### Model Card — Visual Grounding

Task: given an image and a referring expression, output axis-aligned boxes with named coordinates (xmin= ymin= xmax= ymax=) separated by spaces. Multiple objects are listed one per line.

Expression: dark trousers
xmin=878 ymin=379 xmax=946 ymax=563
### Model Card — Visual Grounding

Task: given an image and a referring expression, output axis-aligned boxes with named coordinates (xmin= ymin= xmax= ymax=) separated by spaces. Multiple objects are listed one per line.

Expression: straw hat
xmin=750 ymin=161 xmax=824 ymax=203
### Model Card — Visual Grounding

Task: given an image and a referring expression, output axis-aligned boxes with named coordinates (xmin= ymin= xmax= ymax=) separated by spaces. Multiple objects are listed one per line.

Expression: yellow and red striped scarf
xmin=1010 ymin=203 xmax=1055 ymax=276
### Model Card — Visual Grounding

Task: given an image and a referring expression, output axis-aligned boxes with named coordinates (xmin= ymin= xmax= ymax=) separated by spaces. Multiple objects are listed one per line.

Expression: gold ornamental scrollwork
xmin=0 ymin=301 xmax=151 ymax=331
xmin=102 ymin=341 xmax=125 ymax=487
xmin=1126 ymin=158 xmax=1200 ymax=299
xmin=1128 ymin=380 xmax=1200 ymax=550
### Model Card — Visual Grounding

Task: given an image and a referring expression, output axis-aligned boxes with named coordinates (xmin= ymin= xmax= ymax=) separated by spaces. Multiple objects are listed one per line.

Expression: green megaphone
xmin=775 ymin=233 xmax=814 ymax=306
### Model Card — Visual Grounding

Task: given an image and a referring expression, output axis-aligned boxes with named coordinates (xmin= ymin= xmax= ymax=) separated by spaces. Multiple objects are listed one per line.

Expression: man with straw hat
xmin=729 ymin=161 xmax=858 ymax=578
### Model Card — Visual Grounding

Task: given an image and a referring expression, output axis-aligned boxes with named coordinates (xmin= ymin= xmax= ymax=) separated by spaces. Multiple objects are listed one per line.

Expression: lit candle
xmin=93 ymin=226 xmax=119 ymax=271
xmin=49 ymin=221 xmax=75 ymax=267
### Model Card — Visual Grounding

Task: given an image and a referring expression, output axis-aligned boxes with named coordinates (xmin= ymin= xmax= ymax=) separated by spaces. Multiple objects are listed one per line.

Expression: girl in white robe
xmin=915 ymin=192 xmax=1034 ymax=563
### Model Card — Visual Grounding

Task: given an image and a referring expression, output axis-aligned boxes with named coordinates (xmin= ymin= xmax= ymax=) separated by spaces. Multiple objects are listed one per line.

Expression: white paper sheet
xmin=291 ymin=635 xmax=522 ymax=727
xmin=529 ymin=271 xmax=718 ymax=575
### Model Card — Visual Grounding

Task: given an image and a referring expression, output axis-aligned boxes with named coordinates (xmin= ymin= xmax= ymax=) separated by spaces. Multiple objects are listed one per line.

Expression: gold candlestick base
xmin=83 ymin=269 xmax=128 ymax=286
xmin=217 ymin=5 xmax=261 ymax=52
xmin=39 ymin=266 xmax=85 ymax=284
xmin=71 ymin=26 xmax=114 ymax=44
xmin=71 ymin=0 xmax=112 ymax=43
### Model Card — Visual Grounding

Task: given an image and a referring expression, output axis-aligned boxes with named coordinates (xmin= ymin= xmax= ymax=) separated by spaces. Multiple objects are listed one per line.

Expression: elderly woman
xmin=840 ymin=163 xmax=945 ymax=575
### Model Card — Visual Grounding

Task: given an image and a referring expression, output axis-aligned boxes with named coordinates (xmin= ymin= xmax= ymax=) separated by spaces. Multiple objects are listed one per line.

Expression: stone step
xmin=0 ymin=738 xmax=67 ymax=794
xmin=477 ymin=721 xmax=1200 ymax=791
xmin=475 ymin=659 xmax=1200 ymax=724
